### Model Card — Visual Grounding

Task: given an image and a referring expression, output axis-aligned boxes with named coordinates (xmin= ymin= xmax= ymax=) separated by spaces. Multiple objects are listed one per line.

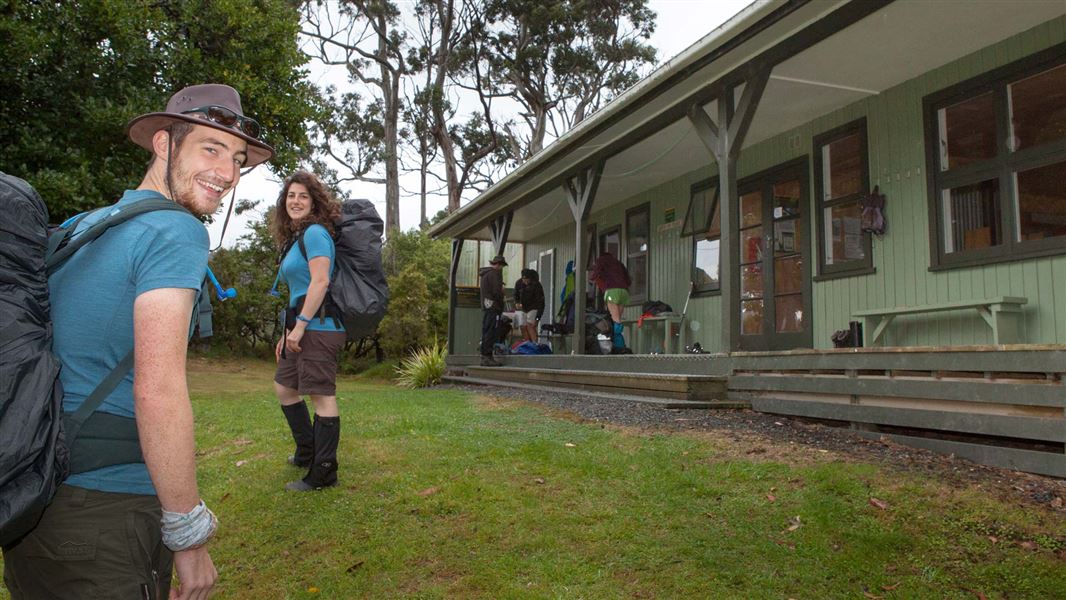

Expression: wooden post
xmin=564 ymin=162 xmax=603 ymax=354
xmin=686 ymin=67 xmax=769 ymax=353
xmin=447 ymin=238 xmax=464 ymax=356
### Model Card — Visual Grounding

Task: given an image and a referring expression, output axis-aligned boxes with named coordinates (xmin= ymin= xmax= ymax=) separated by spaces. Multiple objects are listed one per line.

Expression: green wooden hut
xmin=430 ymin=0 xmax=1066 ymax=476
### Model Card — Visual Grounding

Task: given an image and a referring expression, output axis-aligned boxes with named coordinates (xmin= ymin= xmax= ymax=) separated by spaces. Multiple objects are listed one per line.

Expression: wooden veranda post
xmin=447 ymin=238 xmax=464 ymax=356
xmin=687 ymin=67 xmax=768 ymax=352
xmin=564 ymin=162 xmax=603 ymax=354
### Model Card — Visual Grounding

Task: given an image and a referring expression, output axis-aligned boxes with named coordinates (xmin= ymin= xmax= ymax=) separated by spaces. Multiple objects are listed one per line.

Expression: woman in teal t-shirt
xmin=270 ymin=171 xmax=345 ymax=491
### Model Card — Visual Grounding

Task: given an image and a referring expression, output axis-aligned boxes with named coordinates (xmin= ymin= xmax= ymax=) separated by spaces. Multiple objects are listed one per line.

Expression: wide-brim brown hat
xmin=125 ymin=84 xmax=275 ymax=167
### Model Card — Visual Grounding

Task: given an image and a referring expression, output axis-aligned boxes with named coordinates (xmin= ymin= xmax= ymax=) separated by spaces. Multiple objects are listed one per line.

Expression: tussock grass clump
xmin=395 ymin=341 xmax=447 ymax=388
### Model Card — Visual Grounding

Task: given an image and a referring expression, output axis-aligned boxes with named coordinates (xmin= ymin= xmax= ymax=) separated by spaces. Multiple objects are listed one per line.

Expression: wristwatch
xmin=296 ymin=314 xmax=313 ymax=324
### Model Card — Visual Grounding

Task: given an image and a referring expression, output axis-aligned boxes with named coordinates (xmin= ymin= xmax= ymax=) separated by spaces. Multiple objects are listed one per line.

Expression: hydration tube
xmin=205 ymin=266 xmax=237 ymax=301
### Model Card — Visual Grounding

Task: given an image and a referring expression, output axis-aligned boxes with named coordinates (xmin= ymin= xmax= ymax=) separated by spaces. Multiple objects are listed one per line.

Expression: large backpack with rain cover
xmin=0 ymin=172 xmax=195 ymax=547
xmin=291 ymin=198 xmax=389 ymax=341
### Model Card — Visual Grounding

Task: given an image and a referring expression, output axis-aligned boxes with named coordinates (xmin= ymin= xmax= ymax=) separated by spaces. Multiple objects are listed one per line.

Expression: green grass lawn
xmin=4 ymin=357 xmax=1065 ymax=599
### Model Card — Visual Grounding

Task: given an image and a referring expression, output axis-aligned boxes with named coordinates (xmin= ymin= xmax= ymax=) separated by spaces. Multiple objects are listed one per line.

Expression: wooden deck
xmin=447 ymin=345 xmax=1066 ymax=477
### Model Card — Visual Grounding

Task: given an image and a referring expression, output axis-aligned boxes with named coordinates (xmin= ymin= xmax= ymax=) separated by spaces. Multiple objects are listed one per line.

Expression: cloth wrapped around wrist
xmin=161 ymin=500 xmax=218 ymax=552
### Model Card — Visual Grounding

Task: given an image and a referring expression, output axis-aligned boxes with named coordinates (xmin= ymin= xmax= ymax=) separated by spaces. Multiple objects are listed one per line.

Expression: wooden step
xmin=443 ymin=375 xmax=747 ymax=409
xmin=459 ymin=366 xmax=736 ymax=405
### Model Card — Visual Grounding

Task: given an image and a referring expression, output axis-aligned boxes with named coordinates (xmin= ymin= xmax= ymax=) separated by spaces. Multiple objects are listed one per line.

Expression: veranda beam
xmin=489 ymin=212 xmax=513 ymax=257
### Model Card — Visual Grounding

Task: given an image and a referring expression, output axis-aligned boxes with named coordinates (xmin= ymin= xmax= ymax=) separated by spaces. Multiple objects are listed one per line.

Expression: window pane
xmin=694 ymin=238 xmax=720 ymax=289
xmin=773 ymin=179 xmax=802 ymax=217
xmin=824 ymin=201 xmax=865 ymax=264
xmin=822 ymin=132 xmax=863 ymax=200
xmin=774 ymin=256 xmax=803 ymax=295
xmin=741 ymin=299 xmax=763 ymax=335
xmin=740 ymin=226 xmax=763 ymax=265
xmin=502 ymin=242 xmax=523 ymax=284
xmin=1010 ymin=63 xmax=1066 ymax=151
xmin=773 ymin=219 xmax=801 ymax=257
xmin=938 ymin=92 xmax=997 ymax=170
xmin=740 ymin=190 xmax=762 ymax=227
xmin=682 ymin=185 xmax=718 ymax=236
xmin=775 ymin=294 xmax=804 ymax=333
xmin=942 ymin=179 xmax=1001 ymax=252
xmin=456 ymin=242 xmax=479 ymax=286
xmin=706 ymin=194 xmax=722 ymax=238
xmin=740 ymin=264 xmax=763 ymax=299
xmin=626 ymin=209 xmax=649 ymax=255
xmin=1016 ymin=160 xmax=1066 ymax=242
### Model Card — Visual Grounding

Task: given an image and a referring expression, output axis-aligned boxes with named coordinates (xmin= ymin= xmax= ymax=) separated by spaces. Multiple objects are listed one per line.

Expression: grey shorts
xmin=274 ymin=330 xmax=347 ymax=396
xmin=3 ymin=485 xmax=172 ymax=599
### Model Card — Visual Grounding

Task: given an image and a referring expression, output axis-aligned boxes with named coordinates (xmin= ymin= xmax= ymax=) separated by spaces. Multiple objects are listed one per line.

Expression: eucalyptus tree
xmin=301 ymin=0 xmax=408 ymax=234
xmin=476 ymin=0 xmax=657 ymax=160
xmin=409 ymin=0 xmax=516 ymax=215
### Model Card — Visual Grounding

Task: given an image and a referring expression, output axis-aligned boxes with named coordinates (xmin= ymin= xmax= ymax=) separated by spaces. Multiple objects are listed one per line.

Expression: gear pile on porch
xmin=430 ymin=1 xmax=1066 ymax=479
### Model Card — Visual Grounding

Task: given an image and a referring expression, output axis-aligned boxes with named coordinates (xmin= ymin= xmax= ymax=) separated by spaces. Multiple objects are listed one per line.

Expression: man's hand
xmin=170 ymin=545 xmax=217 ymax=600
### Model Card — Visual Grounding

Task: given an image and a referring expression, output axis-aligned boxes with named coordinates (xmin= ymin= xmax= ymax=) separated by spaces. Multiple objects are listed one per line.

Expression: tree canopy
xmin=0 ymin=0 xmax=322 ymax=218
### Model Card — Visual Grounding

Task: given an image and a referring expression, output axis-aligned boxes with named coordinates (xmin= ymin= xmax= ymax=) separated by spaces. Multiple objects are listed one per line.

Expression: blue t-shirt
xmin=51 ymin=190 xmax=209 ymax=495
xmin=279 ymin=224 xmax=344 ymax=332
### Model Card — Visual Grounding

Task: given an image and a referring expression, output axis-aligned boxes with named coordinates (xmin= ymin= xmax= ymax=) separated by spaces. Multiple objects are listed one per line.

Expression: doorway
xmin=596 ymin=226 xmax=620 ymax=311
xmin=537 ymin=249 xmax=555 ymax=325
xmin=734 ymin=158 xmax=812 ymax=351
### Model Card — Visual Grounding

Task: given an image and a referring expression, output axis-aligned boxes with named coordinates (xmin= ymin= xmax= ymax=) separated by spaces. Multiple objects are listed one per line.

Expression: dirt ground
xmin=442 ymin=383 xmax=1066 ymax=513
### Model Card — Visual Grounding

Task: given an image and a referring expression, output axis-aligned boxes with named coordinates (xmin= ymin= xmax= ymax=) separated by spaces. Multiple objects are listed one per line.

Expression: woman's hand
xmin=275 ymin=338 xmax=283 ymax=362
xmin=286 ymin=323 xmax=307 ymax=353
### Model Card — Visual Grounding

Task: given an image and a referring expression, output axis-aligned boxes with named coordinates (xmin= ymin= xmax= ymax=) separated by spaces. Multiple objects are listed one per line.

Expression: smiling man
xmin=2 ymin=85 xmax=274 ymax=600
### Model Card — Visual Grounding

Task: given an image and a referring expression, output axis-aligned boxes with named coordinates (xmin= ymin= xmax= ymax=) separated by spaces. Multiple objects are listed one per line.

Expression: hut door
xmin=737 ymin=159 xmax=812 ymax=351
xmin=538 ymin=249 xmax=555 ymax=325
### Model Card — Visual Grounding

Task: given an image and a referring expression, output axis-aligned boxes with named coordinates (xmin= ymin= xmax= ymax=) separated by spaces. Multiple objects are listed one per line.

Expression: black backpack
xmin=0 ymin=172 xmax=197 ymax=546
xmin=290 ymin=198 xmax=389 ymax=341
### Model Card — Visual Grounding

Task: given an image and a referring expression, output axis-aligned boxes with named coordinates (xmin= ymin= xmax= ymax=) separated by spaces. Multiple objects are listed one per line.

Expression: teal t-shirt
xmin=279 ymin=224 xmax=344 ymax=332
xmin=51 ymin=190 xmax=209 ymax=495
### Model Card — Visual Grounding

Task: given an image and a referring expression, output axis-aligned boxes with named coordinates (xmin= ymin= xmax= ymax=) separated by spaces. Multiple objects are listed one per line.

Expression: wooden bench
xmin=620 ymin=312 xmax=686 ymax=354
xmin=854 ymin=296 xmax=1027 ymax=346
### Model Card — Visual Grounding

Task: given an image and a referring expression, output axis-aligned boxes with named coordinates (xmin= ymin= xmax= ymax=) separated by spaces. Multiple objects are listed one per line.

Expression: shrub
xmin=377 ymin=265 xmax=431 ymax=357
xmin=395 ymin=341 xmax=447 ymax=388
xmin=355 ymin=359 xmax=400 ymax=380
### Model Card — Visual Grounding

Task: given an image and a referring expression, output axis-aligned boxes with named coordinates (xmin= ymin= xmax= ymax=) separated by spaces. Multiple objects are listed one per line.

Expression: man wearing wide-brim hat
xmin=3 ymin=84 xmax=273 ymax=600
xmin=477 ymin=254 xmax=509 ymax=366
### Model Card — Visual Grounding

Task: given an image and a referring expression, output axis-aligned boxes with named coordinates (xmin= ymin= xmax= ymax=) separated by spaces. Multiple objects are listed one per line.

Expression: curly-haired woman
xmin=270 ymin=171 xmax=344 ymax=491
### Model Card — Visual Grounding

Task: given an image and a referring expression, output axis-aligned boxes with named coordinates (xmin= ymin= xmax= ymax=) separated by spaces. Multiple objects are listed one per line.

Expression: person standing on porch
xmin=590 ymin=250 xmax=631 ymax=349
xmin=478 ymin=255 xmax=508 ymax=366
xmin=516 ymin=268 xmax=545 ymax=343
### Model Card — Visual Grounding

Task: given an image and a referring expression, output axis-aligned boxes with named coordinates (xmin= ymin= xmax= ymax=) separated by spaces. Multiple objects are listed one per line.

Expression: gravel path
xmin=438 ymin=382 xmax=1066 ymax=511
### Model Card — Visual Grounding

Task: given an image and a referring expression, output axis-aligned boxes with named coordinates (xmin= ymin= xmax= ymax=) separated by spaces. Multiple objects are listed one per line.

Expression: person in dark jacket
xmin=516 ymin=268 xmax=545 ymax=342
xmin=589 ymin=250 xmax=631 ymax=349
xmin=478 ymin=255 xmax=507 ymax=366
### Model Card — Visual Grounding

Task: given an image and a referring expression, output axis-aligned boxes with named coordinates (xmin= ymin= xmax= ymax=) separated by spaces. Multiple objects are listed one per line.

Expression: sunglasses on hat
xmin=181 ymin=105 xmax=261 ymax=139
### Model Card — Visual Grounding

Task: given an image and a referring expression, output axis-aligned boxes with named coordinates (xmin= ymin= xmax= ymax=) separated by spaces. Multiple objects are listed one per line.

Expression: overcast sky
xmin=208 ymin=0 xmax=754 ymax=248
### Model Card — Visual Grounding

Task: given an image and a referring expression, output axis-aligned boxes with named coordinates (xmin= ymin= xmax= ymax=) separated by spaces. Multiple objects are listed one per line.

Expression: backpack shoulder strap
xmin=297 ymin=229 xmax=308 ymax=260
xmin=46 ymin=198 xmax=190 ymax=274
xmin=62 ymin=350 xmax=134 ymax=442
